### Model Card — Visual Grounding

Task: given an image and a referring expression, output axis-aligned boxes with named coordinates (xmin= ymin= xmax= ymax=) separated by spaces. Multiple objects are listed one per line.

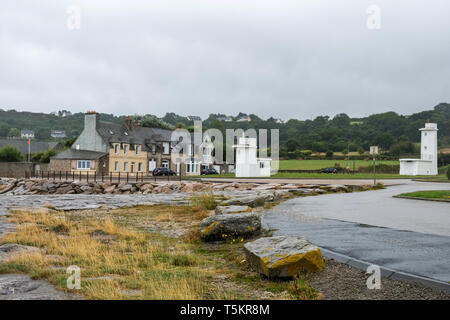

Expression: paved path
xmin=263 ymin=181 xmax=450 ymax=282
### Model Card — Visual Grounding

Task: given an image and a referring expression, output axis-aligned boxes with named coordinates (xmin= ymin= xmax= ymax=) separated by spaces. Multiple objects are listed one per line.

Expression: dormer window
xmin=114 ymin=144 xmax=119 ymax=154
xmin=124 ymin=145 xmax=128 ymax=154
xmin=136 ymin=145 xmax=140 ymax=155
xmin=124 ymin=132 xmax=128 ymax=136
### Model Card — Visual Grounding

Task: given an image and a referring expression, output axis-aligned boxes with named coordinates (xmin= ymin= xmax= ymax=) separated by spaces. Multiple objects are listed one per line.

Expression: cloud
xmin=1 ymin=0 xmax=449 ymax=120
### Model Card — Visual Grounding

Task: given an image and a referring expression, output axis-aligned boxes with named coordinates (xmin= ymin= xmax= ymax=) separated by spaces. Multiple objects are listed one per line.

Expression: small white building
xmin=399 ymin=123 xmax=438 ymax=175
xmin=20 ymin=129 xmax=35 ymax=139
xmin=233 ymin=137 xmax=271 ymax=177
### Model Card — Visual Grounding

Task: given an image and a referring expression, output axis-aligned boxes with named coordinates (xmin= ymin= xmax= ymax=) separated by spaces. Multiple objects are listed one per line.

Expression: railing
xmin=22 ymin=171 xmax=197 ymax=183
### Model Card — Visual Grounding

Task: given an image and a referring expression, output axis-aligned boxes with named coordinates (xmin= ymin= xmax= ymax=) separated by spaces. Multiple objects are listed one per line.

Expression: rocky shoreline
xmin=0 ymin=177 xmax=368 ymax=196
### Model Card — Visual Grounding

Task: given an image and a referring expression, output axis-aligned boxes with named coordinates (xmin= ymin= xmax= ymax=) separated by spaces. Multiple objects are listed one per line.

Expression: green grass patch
xmin=278 ymin=159 xmax=399 ymax=170
xmin=396 ymin=190 xmax=450 ymax=201
xmin=211 ymin=172 xmax=446 ymax=180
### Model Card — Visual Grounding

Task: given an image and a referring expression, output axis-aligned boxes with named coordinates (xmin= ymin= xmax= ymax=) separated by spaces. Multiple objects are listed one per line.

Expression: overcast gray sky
xmin=1 ymin=0 xmax=449 ymax=120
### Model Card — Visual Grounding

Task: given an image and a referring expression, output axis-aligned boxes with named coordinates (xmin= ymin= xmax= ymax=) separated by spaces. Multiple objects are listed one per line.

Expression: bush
xmin=447 ymin=165 xmax=450 ymax=180
xmin=0 ymin=146 xmax=23 ymax=162
xmin=30 ymin=151 xmax=45 ymax=162
xmin=39 ymin=149 xmax=57 ymax=163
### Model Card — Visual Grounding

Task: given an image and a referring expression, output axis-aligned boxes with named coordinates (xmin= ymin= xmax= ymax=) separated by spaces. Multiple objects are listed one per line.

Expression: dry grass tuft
xmin=0 ymin=207 xmax=216 ymax=299
xmin=190 ymin=192 xmax=217 ymax=210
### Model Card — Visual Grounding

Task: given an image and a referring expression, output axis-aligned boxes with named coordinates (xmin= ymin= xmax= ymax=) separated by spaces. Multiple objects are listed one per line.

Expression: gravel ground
xmin=306 ymin=258 xmax=450 ymax=300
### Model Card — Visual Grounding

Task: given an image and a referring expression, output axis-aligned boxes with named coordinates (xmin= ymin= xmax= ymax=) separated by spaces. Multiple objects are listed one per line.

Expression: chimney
xmin=85 ymin=111 xmax=99 ymax=133
xmin=125 ymin=116 xmax=132 ymax=130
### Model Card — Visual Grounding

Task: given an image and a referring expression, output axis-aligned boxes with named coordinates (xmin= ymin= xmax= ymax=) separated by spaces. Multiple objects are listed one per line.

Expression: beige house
xmin=51 ymin=112 xmax=175 ymax=176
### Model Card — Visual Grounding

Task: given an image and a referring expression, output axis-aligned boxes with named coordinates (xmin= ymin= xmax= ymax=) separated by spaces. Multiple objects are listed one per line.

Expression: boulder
xmin=215 ymin=205 xmax=251 ymax=215
xmin=243 ymin=236 xmax=324 ymax=278
xmin=104 ymin=185 xmax=116 ymax=193
xmin=118 ymin=183 xmax=132 ymax=192
xmin=0 ymin=182 xmax=17 ymax=194
xmin=327 ymin=184 xmax=349 ymax=192
xmin=221 ymin=195 xmax=265 ymax=207
xmin=199 ymin=213 xmax=261 ymax=241
xmin=153 ymin=185 xmax=172 ymax=193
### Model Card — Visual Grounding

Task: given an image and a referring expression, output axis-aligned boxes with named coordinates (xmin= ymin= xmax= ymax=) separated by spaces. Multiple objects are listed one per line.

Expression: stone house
xmin=50 ymin=112 xmax=177 ymax=176
xmin=50 ymin=111 xmax=223 ymax=176
xmin=49 ymin=149 xmax=109 ymax=175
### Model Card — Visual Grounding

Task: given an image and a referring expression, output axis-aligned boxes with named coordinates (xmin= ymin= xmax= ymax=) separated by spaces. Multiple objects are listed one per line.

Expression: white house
xmin=399 ymin=122 xmax=438 ymax=175
xmin=20 ymin=129 xmax=35 ymax=139
xmin=233 ymin=137 xmax=271 ymax=177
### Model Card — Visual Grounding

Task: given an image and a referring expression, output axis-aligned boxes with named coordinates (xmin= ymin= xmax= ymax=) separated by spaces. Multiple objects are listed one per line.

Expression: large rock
xmin=118 ymin=183 xmax=133 ymax=192
xmin=215 ymin=205 xmax=251 ymax=215
xmin=326 ymin=184 xmax=349 ymax=192
xmin=199 ymin=213 xmax=261 ymax=241
xmin=221 ymin=195 xmax=265 ymax=207
xmin=244 ymin=236 xmax=324 ymax=278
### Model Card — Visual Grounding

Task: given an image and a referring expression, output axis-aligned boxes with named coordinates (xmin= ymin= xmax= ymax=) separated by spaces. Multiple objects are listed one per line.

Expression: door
xmin=130 ymin=162 xmax=135 ymax=176
xmin=148 ymin=159 xmax=156 ymax=171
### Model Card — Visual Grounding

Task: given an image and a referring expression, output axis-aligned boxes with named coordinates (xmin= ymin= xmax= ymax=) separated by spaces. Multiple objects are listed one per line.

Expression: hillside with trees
xmin=0 ymin=103 xmax=449 ymax=159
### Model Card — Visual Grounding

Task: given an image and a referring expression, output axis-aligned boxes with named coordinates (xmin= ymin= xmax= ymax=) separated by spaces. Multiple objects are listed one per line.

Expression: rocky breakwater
xmin=0 ymin=178 xmax=369 ymax=196
xmin=0 ymin=178 xmax=216 ymax=196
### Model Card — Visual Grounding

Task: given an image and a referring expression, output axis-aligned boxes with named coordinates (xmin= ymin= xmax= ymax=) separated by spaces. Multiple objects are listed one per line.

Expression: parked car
xmin=152 ymin=167 xmax=176 ymax=176
xmin=319 ymin=167 xmax=338 ymax=174
xmin=201 ymin=168 xmax=219 ymax=175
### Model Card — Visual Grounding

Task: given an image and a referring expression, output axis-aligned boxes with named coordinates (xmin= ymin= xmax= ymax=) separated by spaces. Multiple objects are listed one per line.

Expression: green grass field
xmin=212 ymin=173 xmax=447 ymax=180
xmin=396 ymin=190 xmax=450 ymax=201
xmin=278 ymin=159 xmax=399 ymax=170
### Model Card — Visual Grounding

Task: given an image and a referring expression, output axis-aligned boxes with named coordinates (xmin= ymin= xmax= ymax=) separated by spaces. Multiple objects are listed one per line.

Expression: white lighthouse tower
xmin=399 ymin=122 xmax=438 ymax=175
xmin=233 ymin=137 xmax=271 ymax=177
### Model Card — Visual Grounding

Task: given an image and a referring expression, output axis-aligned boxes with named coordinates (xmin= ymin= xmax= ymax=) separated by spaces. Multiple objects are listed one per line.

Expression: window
xmin=114 ymin=161 xmax=119 ymax=172
xmin=162 ymin=160 xmax=169 ymax=168
xmin=123 ymin=162 xmax=128 ymax=171
xmin=114 ymin=144 xmax=119 ymax=154
xmin=151 ymin=144 xmax=156 ymax=154
xmin=124 ymin=145 xmax=128 ymax=154
xmin=163 ymin=142 xmax=170 ymax=154
xmin=138 ymin=162 xmax=143 ymax=172
xmin=136 ymin=145 xmax=140 ymax=155
xmin=186 ymin=161 xmax=200 ymax=174
xmin=77 ymin=160 xmax=91 ymax=170
xmin=260 ymin=162 xmax=264 ymax=169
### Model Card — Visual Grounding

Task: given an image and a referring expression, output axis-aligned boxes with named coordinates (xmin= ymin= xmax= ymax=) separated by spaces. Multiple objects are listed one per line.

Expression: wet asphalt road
xmin=263 ymin=181 xmax=450 ymax=282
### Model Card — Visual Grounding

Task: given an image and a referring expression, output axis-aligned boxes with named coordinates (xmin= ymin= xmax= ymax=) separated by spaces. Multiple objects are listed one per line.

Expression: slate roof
xmin=0 ymin=139 xmax=63 ymax=154
xmin=95 ymin=122 xmax=174 ymax=152
xmin=51 ymin=149 xmax=107 ymax=160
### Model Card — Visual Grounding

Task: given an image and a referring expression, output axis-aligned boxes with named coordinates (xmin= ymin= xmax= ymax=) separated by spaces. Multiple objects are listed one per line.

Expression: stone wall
xmin=0 ymin=162 xmax=49 ymax=178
